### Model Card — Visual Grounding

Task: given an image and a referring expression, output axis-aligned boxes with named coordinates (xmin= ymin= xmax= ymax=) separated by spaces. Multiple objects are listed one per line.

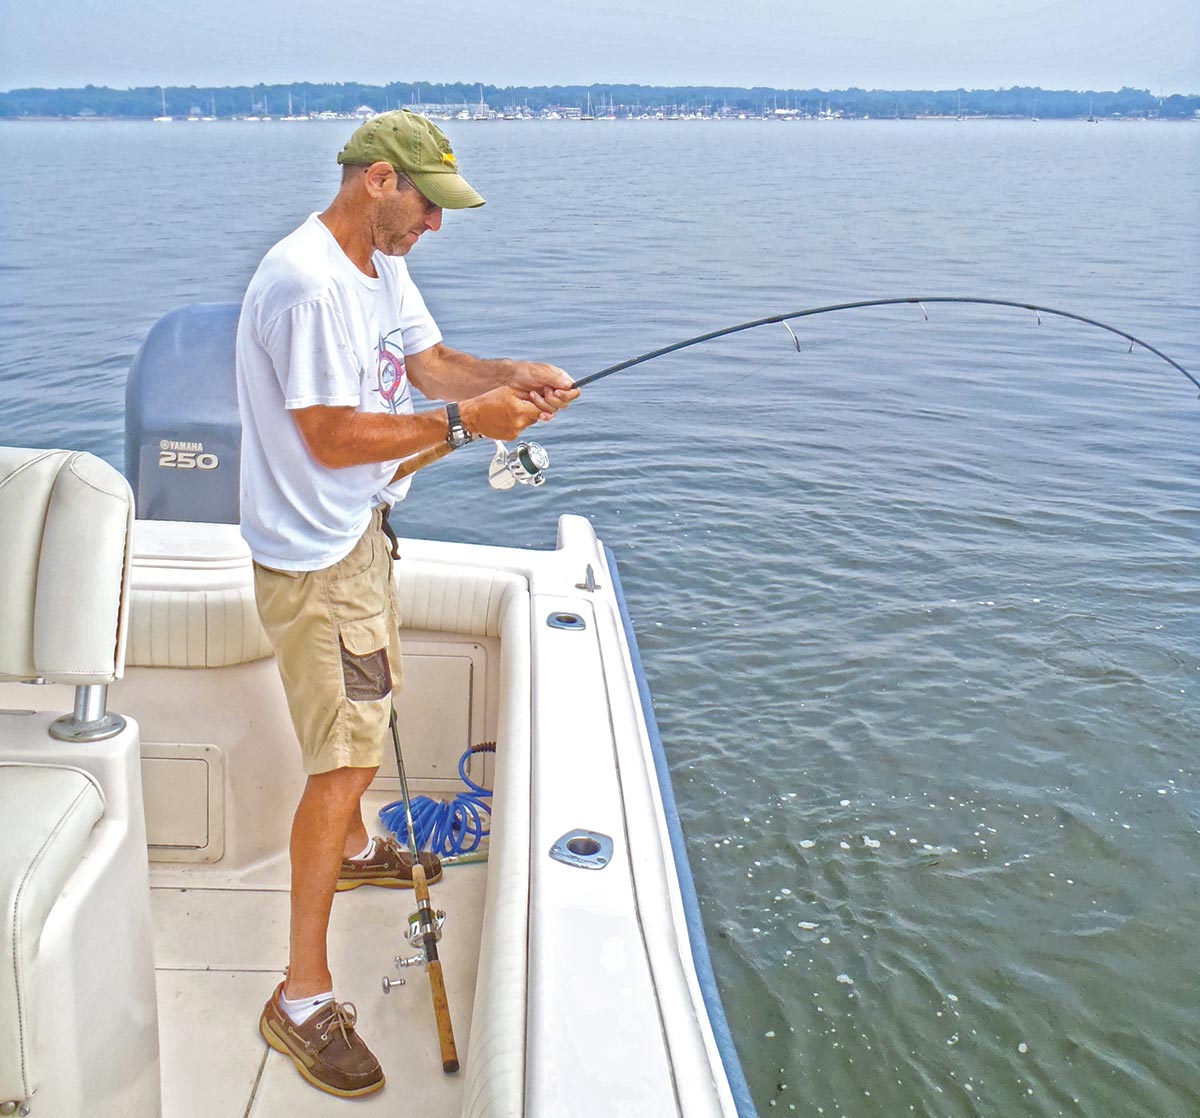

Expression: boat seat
xmin=0 ymin=446 xmax=159 ymax=1118
xmin=397 ymin=560 xmax=516 ymax=638
xmin=0 ymin=448 xmax=133 ymax=685
xmin=125 ymin=522 xmax=521 ymax=669
xmin=0 ymin=763 xmax=104 ymax=1104
xmin=127 ymin=519 xmax=271 ymax=668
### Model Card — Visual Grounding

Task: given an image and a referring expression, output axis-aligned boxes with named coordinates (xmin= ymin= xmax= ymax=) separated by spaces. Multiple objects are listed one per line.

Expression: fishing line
xmin=707 ymin=345 xmax=807 ymax=389
xmin=570 ymin=297 xmax=1199 ymax=393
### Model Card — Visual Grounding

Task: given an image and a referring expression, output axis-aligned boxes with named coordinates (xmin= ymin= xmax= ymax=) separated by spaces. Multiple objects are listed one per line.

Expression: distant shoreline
xmin=3 ymin=114 xmax=1196 ymax=124
xmin=4 ymin=83 xmax=1198 ymax=123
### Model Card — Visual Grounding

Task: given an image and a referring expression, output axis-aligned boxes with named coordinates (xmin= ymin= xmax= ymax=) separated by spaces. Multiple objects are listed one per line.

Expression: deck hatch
xmin=141 ymin=742 xmax=224 ymax=861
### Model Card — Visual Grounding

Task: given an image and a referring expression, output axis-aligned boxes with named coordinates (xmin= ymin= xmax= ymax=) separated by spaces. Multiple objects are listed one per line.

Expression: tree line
xmin=1 ymin=82 xmax=1197 ymax=120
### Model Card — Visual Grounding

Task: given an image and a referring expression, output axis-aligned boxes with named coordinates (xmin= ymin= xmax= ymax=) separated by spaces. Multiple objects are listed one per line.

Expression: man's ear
xmin=362 ymin=161 xmax=395 ymax=198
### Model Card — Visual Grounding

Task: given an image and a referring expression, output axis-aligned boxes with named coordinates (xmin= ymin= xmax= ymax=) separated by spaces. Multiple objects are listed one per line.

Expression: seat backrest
xmin=0 ymin=448 xmax=134 ymax=684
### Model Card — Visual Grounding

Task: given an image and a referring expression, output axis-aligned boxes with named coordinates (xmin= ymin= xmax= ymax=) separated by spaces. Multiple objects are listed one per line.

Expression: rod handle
xmin=413 ymin=862 xmax=459 ymax=1073
xmin=391 ymin=442 xmax=455 ymax=483
xmin=413 ymin=858 xmax=432 ymax=905
xmin=429 ymin=959 xmax=459 ymax=1073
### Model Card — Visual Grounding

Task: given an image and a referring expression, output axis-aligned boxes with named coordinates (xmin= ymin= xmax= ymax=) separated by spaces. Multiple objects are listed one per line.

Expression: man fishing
xmin=235 ymin=109 xmax=577 ymax=1098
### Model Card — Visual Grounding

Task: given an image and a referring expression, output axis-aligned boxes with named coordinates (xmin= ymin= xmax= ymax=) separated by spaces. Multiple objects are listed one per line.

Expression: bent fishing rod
xmin=392 ymin=296 xmax=1198 ymax=486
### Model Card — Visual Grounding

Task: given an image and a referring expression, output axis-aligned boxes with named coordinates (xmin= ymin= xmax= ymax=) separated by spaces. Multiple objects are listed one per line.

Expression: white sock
xmin=280 ymin=988 xmax=335 ymax=1026
xmin=347 ymin=836 xmax=375 ymax=862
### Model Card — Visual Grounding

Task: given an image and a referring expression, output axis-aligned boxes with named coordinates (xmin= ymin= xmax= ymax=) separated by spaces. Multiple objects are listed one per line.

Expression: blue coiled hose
xmin=378 ymin=743 xmax=494 ymax=856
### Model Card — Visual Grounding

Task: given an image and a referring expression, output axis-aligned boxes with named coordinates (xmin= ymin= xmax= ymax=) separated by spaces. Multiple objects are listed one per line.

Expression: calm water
xmin=2 ymin=119 xmax=1198 ymax=1116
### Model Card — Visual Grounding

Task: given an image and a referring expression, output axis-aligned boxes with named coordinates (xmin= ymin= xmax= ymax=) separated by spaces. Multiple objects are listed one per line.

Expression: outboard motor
xmin=125 ymin=303 xmax=242 ymax=523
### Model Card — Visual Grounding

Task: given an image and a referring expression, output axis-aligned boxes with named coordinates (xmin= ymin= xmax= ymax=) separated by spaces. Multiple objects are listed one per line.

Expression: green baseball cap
xmin=336 ymin=110 xmax=485 ymax=209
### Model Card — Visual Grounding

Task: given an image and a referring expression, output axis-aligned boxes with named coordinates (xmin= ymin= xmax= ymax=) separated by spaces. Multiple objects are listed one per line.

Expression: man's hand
xmin=460 ymin=385 xmax=559 ymax=441
xmin=407 ymin=345 xmax=580 ymax=416
xmin=506 ymin=361 xmax=580 ymax=422
xmin=507 ymin=360 xmax=573 ymax=393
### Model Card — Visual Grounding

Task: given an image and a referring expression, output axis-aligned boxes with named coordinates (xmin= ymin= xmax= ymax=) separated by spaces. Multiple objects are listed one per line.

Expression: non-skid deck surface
xmin=151 ymin=813 xmax=487 ymax=1118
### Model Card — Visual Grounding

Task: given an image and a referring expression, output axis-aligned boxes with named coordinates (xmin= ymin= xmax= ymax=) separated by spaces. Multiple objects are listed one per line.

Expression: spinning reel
xmin=487 ymin=439 xmax=549 ymax=490
xmin=381 ymin=907 xmax=448 ymax=992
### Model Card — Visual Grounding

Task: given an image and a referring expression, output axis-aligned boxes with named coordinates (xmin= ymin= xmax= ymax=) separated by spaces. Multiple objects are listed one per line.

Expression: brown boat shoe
xmin=337 ymin=835 xmax=442 ymax=891
xmin=259 ymin=983 xmax=384 ymax=1098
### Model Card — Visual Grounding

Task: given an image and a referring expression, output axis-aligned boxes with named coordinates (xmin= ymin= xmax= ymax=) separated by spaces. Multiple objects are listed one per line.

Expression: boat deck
xmin=0 ymin=512 xmax=747 ymax=1117
xmin=151 ymin=789 xmax=488 ymax=1118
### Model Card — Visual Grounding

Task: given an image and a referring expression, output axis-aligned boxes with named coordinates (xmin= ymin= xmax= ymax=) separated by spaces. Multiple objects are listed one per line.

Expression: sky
xmin=1 ymin=0 xmax=1197 ymax=94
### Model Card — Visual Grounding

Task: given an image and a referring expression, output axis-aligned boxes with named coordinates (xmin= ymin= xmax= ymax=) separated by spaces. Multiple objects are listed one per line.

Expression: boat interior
xmin=0 ymin=443 xmax=745 ymax=1117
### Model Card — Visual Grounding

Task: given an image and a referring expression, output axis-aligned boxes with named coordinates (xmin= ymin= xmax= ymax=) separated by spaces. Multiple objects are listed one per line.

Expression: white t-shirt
xmin=236 ymin=213 xmax=442 ymax=570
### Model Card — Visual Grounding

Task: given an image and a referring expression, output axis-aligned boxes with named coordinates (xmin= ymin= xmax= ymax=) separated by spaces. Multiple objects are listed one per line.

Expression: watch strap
xmin=445 ymin=401 xmax=471 ymax=449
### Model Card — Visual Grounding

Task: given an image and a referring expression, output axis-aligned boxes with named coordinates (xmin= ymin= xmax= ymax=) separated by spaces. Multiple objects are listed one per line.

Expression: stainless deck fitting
xmin=49 ymin=684 xmax=127 ymax=743
xmin=549 ymin=829 xmax=614 ymax=870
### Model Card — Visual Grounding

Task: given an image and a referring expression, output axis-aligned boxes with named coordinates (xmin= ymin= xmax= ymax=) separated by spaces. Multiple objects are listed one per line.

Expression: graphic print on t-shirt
xmin=375 ymin=327 xmax=412 ymax=413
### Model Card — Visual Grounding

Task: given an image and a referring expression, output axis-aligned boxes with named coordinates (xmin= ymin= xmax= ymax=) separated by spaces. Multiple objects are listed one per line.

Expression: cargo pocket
xmin=338 ymin=612 xmax=392 ymax=702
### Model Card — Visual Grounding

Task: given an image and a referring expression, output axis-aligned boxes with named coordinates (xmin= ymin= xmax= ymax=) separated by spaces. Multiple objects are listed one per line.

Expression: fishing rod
xmin=391 ymin=296 xmax=1197 ymax=486
xmin=574 ymin=296 xmax=1199 ymax=391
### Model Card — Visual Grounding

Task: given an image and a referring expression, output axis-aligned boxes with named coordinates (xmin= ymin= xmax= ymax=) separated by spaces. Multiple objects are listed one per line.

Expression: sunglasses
xmin=393 ymin=169 xmax=441 ymax=214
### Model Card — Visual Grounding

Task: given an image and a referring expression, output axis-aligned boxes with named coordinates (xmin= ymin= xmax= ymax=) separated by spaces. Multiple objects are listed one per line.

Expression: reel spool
xmin=488 ymin=440 xmax=549 ymax=490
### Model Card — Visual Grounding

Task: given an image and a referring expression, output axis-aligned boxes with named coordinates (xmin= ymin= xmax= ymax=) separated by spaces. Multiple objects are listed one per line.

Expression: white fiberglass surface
xmin=152 ymin=796 xmax=489 ymax=1118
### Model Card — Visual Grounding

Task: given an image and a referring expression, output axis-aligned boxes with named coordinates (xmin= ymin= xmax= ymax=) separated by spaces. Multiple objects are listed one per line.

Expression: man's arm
xmin=291 ymin=381 xmax=568 ymax=470
xmin=291 ymin=406 xmax=451 ymax=469
xmin=405 ymin=342 xmax=576 ymax=407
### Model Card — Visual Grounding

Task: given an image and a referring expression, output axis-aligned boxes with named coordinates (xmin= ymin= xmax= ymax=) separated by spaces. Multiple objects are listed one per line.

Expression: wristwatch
xmin=445 ymin=402 xmax=472 ymax=449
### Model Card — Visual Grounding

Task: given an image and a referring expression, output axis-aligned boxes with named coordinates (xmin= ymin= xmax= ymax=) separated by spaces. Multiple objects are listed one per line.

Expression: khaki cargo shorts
xmin=253 ymin=508 xmax=402 ymax=775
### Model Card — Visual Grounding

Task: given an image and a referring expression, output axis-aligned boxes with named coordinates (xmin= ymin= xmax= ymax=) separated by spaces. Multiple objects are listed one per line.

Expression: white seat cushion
xmin=0 ymin=448 xmax=133 ymax=684
xmin=127 ymin=520 xmax=271 ymax=668
xmin=124 ymin=526 xmax=524 ymax=668
xmin=397 ymin=561 xmax=516 ymax=637
xmin=0 ymin=762 xmax=105 ymax=1102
